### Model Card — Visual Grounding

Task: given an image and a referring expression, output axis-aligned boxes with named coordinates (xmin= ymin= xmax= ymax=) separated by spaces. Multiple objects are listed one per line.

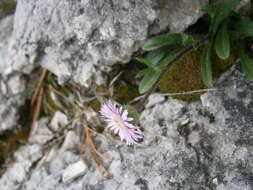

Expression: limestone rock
xmin=1 ymin=65 xmax=253 ymax=190
xmin=0 ymin=0 xmax=208 ymax=133
xmin=4 ymin=1 xmax=253 ymax=190
xmin=145 ymin=93 xmax=166 ymax=108
xmin=62 ymin=160 xmax=88 ymax=184
xmin=0 ymin=15 xmax=27 ymax=133
xmin=4 ymin=0 xmax=207 ymax=85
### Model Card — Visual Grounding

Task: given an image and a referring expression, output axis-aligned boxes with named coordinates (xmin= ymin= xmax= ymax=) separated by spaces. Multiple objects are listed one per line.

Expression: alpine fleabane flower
xmin=100 ymin=100 xmax=143 ymax=145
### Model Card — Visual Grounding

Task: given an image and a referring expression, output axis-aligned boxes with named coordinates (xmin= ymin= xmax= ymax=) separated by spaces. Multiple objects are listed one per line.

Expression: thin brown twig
xmin=43 ymin=134 xmax=66 ymax=149
xmin=129 ymin=88 xmax=218 ymax=104
xmin=86 ymin=128 xmax=112 ymax=149
xmin=158 ymin=88 xmax=218 ymax=96
xmin=135 ymin=36 xmax=210 ymax=112
xmin=31 ymin=69 xmax=47 ymax=105
xmin=79 ymin=127 xmax=86 ymax=160
xmin=29 ymin=88 xmax=44 ymax=137
xmin=84 ymin=127 xmax=115 ymax=180
xmin=84 ymin=127 xmax=108 ymax=162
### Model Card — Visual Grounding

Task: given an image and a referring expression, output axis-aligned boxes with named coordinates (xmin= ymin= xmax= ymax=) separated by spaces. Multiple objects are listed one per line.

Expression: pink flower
xmin=100 ymin=100 xmax=143 ymax=145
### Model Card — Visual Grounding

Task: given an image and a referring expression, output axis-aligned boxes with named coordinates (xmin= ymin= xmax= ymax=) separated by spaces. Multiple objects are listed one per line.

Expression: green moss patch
xmin=113 ymin=84 xmax=139 ymax=105
xmin=159 ymin=48 xmax=237 ymax=102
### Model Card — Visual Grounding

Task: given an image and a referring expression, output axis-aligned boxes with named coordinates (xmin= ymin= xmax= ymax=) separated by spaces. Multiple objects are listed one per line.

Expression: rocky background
xmin=0 ymin=0 xmax=207 ymax=133
xmin=1 ymin=0 xmax=253 ymax=190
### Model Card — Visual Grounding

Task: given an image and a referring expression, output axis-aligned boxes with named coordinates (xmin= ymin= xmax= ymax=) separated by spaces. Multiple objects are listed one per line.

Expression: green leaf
xmin=201 ymin=4 xmax=213 ymax=15
xmin=136 ymin=68 xmax=149 ymax=78
xmin=215 ymin=23 xmax=230 ymax=59
xmin=239 ymin=42 xmax=253 ymax=82
xmin=143 ymin=33 xmax=183 ymax=51
xmin=138 ymin=69 xmax=161 ymax=94
xmin=181 ymin=34 xmax=196 ymax=46
xmin=211 ymin=0 xmax=240 ymax=31
xmin=145 ymin=46 xmax=170 ymax=65
xmin=201 ymin=2 xmax=216 ymax=17
xmin=230 ymin=20 xmax=253 ymax=37
xmin=143 ymin=33 xmax=196 ymax=51
xmin=134 ymin=57 xmax=158 ymax=71
xmin=201 ymin=43 xmax=213 ymax=87
xmin=156 ymin=47 xmax=182 ymax=70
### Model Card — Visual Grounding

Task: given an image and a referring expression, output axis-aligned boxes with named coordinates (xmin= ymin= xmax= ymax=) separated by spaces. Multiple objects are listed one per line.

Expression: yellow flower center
xmin=114 ymin=119 xmax=123 ymax=128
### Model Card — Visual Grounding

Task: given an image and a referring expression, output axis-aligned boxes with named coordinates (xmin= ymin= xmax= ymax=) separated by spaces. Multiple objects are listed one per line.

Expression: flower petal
xmin=100 ymin=100 xmax=143 ymax=145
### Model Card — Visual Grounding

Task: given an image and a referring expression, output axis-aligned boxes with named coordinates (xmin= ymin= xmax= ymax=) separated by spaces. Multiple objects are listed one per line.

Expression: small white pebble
xmin=180 ymin=118 xmax=190 ymax=126
xmin=49 ymin=111 xmax=68 ymax=132
xmin=145 ymin=93 xmax=165 ymax=108
xmin=212 ymin=177 xmax=218 ymax=185
xmin=62 ymin=160 xmax=87 ymax=184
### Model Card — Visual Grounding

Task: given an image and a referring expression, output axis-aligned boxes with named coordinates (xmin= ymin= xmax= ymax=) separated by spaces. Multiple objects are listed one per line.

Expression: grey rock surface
xmin=0 ymin=0 xmax=208 ymax=133
xmin=0 ymin=15 xmax=27 ymax=133
xmin=1 ymin=65 xmax=253 ymax=190
xmin=3 ymin=0 xmax=207 ymax=85
xmin=2 ymin=1 xmax=253 ymax=189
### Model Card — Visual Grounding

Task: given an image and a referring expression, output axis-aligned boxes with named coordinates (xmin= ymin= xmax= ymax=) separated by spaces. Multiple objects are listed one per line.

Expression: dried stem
xmin=79 ymin=127 xmax=86 ymax=160
xmin=158 ymin=88 xmax=218 ymax=96
xmin=84 ymin=127 xmax=114 ymax=180
xmin=129 ymin=88 xmax=218 ymax=104
xmin=31 ymin=69 xmax=47 ymax=105
xmin=85 ymin=130 xmax=105 ymax=162
xmin=29 ymin=88 xmax=44 ymax=137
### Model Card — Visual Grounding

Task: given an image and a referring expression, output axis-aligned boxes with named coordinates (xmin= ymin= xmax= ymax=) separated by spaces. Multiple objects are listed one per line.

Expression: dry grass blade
xmin=159 ymin=88 xmax=217 ymax=96
xmin=31 ymin=69 xmax=47 ymax=106
xmin=108 ymin=72 xmax=122 ymax=97
xmin=86 ymin=128 xmax=111 ymax=162
xmin=129 ymin=88 xmax=218 ymax=104
xmin=29 ymin=88 xmax=44 ymax=137
xmin=79 ymin=127 xmax=86 ymax=160
xmin=186 ymin=182 xmax=213 ymax=190
xmin=83 ymin=127 xmax=114 ymax=180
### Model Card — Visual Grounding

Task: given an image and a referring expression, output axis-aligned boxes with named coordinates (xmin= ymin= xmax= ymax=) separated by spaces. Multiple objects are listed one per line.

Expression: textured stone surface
xmin=0 ymin=15 xmax=27 ymax=133
xmin=3 ymin=0 xmax=207 ymax=85
xmin=1 ymin=65 xmax=253 ymax=190
xmin=0 ymin=0 xmax=208 ymax=133
xmin=2 ymin=1 xmax=253 ymax=189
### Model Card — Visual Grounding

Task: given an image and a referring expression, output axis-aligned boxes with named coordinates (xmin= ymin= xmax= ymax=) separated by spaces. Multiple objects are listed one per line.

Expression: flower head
xmin=100 ymin=100 xmax=143 ymax=145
